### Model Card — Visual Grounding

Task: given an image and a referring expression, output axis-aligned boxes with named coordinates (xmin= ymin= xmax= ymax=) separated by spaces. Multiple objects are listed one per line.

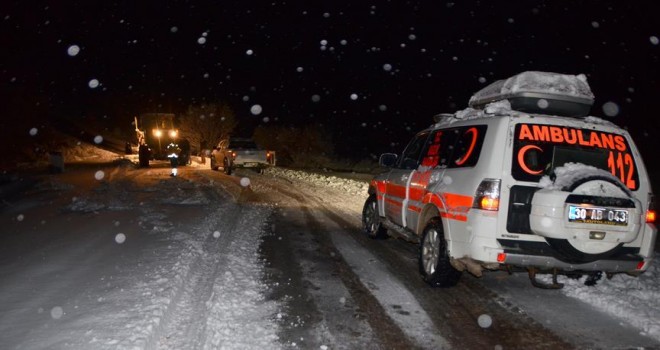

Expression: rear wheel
xmin=138 ymin=145 xmax=150 ymax=167
xmin=419 ymin=218 xmax=461 ymax=287
xmin=362 ymin=194 xmax=387 ymax=239
xmin=223 ymin=158 xmax=233 ymax=175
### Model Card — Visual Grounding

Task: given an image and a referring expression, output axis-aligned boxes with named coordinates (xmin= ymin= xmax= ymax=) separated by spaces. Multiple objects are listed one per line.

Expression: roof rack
xmin=468 ymin=71 xmax=595 ymax=117
xmin=433 ymin=113 xmax=455 ymax=123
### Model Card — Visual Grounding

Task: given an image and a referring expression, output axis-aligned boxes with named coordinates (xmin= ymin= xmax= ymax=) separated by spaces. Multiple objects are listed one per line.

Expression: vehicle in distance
xmin=362 ymin=71 xmax=657 ymax=289
xmin=210 ymin=137 xmax=275 ymax=175
xmin=134 ymin=113 xmax=179 ymax=167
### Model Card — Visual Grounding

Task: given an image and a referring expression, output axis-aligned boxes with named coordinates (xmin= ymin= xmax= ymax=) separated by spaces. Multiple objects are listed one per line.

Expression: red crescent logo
xmin=455 ymin=127 xmax=478 ymax=166
xmin=518 ymin=145 xmax=543 ymax=175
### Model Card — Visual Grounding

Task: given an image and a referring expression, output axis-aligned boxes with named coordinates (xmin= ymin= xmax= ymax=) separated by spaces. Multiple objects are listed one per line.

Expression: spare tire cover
xmin=529 ymin=166 xmax=641 ymax=263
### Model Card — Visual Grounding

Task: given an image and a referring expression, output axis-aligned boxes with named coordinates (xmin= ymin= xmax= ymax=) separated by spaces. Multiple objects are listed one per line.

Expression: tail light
xmin=646 ymin=193 xmax=656 ymax=223
xmin=231 ymin=152 xmax=237 ymax=159
xmin=636 ymin=261 xmax=646 ymax=270
xmin=473 ymin=178 xmax=501 ymax=211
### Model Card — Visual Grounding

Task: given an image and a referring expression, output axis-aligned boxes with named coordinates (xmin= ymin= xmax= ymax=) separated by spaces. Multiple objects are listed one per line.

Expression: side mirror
xmin=379 ymin=153 xmax=398 ymax=167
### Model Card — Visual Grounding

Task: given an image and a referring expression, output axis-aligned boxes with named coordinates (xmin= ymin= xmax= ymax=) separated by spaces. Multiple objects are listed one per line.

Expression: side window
xmin=420 ymin=125 xmax=487 ymax=169
xmin=450 ymin=126 xmax=486 ymax=167
xmin=398 ymin=132 xmax=430 ymax=169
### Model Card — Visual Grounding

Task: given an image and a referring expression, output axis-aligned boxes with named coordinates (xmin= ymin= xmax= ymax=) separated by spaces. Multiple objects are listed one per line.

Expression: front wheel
xmin=210 ymin=156 xmax=218 ymax=170
xmin=419 ymin=219 xmax=461 ymax=287
xmin=361 ymin=194 xmax=388 ymax=239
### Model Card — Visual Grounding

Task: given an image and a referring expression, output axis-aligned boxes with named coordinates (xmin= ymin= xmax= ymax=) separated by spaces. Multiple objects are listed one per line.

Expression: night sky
xmin=2 ymin=1 xmax=660 ymax=162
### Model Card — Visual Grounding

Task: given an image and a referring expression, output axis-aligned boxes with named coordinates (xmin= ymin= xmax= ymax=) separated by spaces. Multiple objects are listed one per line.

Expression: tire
xmin=419 ymin=218 xmax=461 ymax=287
xmin=361 ymin=194 xmax=388 ymax=239
xmin=223 ymin=158 xmax=232 ymax=175
xmin=210 ymin=157 xmax=218 ymax=171
xmin=138 ymin=145 xmax=149 ymax=167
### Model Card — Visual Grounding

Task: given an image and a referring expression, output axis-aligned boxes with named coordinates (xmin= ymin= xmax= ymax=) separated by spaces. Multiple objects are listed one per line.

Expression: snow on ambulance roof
xmin=469 ymin=71 xmax=595 ymax=117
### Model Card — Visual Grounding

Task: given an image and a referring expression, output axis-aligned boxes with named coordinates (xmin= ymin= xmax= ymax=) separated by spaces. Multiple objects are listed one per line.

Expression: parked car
xmin=363 ymin=71 xmax=657 ymax=289
xmin=210 ymin=137 xmax=275 ymax=175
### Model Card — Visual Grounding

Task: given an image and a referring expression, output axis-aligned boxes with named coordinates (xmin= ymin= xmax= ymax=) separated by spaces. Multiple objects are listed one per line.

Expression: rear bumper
xmin=233 ymin=161 xmax=273 ymax=168
xmin=502 ymin=253 xmax=643 ymax=273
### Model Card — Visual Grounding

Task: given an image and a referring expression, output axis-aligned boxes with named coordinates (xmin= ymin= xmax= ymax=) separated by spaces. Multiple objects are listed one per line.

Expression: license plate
xmin=244 ymin=162 xmax=259 ymax=167
xmin=568 ymin=205 xmax=628 ymax=226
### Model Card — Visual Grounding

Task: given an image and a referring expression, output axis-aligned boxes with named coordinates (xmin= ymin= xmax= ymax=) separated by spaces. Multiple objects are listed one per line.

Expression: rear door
xmin=383 ymin=132 xmax=430 ymax=227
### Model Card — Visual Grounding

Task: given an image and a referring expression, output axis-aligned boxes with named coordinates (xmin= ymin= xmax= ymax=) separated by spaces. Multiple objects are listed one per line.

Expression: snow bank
xmin=265 ymin=167 xmax=369 ymax=196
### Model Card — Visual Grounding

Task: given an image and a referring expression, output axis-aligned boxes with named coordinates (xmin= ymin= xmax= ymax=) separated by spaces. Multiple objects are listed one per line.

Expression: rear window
xmin=512 ymin=123 xmax=639 ymax=190
xmin=229 ymin=140 xmax=258 ymax=149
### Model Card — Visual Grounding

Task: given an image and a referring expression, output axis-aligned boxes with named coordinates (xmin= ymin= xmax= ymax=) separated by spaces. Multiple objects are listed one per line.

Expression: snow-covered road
xmin=1 ymin=159 xmax=659 ymax=349
xmin=0 ymin=163 xmax=279 ymax=349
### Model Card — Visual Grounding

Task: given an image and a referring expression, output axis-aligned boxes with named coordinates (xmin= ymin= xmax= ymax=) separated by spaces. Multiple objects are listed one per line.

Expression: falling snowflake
xmin=88 ymin=79 xmax=100 ymax=89
xmin=350 ymin=93 xmax=358 ymax=101
xmin=250 ymin=104 xmax=262 ymax=115
xmin=650 ymin=36 xmax=659 ymax=45
xmin=246 ymin=49 xmax=254 ymax=55
xmin=29 ymin=127 xmax=38 ymax=136
xmin=115 ymin=233 xmax=126 ymax=244
xmin=94 ymin=170 xmax=105 ymax=180
xmin=197 ymin=37 xmax=206 ymax=45
xmin=94 ymin=135 xmax=103 ymax=144
xmin=213 ymin=230 xmax=221 ymax=238
xmin=383 ymin=63 xmax=392 ymax=71
xmin=311 ymin=94 xmax=321 ymax=102
xmin=51 ymin=306 xmax=64 ymax=319
xmin=240 ymin=177 xmax=251 ymax=187
xmin=67 ymin=45 xmax=80 ymax=57
xmin=602 ymin=101 xmax=620 ymax=117
xmin=477 ymin=314 xmax=492 ymax=328
xmin=17 ymin=214 xmax=25 ymax=221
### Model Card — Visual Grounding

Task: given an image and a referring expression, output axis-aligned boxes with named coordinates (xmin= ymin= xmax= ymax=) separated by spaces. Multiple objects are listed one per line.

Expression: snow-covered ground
xmin=266 ymin=167 xmax=660 ymax=343
xmin=1 ymin=160 xmax=281 ymax=349
xmin=1 ymin=137 xmax=658 ymax=348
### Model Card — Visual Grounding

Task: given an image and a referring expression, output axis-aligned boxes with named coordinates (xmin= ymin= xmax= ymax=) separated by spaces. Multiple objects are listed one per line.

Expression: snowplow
xmin=134 ymin=113 xmax=179 ymax=167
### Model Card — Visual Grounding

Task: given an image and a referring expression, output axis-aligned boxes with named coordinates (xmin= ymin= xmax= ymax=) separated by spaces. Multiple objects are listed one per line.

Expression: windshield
xmin=512 ymin=123 xmax=639 ymax=190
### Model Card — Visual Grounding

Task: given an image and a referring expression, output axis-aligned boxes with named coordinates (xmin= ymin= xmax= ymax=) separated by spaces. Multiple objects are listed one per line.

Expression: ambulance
xmin=362 ymin=71 xmax=657 ymax=288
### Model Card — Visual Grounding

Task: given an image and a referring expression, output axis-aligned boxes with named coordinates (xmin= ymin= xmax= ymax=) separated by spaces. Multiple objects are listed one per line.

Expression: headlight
xmin=154 ymin=129 xmax=162 ymax=137
xmin=169 ymin=130 xmax=178 ymax=138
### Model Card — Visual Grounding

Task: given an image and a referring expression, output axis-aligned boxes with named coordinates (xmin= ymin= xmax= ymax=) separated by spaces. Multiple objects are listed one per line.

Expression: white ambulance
xmin=362 ymin=71 xmax=657 ymax=289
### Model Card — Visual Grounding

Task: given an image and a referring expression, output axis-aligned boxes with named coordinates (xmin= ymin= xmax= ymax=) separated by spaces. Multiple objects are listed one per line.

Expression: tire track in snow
xmin=141 ymin=171 xmax=280 ymax=350
xmin=141 ymin=182 xmax=239 ymax=350
xmin=258 ymin=180 xmax=423 ymax=349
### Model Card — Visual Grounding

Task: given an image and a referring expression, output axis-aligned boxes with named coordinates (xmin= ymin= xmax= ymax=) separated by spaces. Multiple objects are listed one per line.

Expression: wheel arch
xmin=417 ymin=204 xmax=443 ymax=237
